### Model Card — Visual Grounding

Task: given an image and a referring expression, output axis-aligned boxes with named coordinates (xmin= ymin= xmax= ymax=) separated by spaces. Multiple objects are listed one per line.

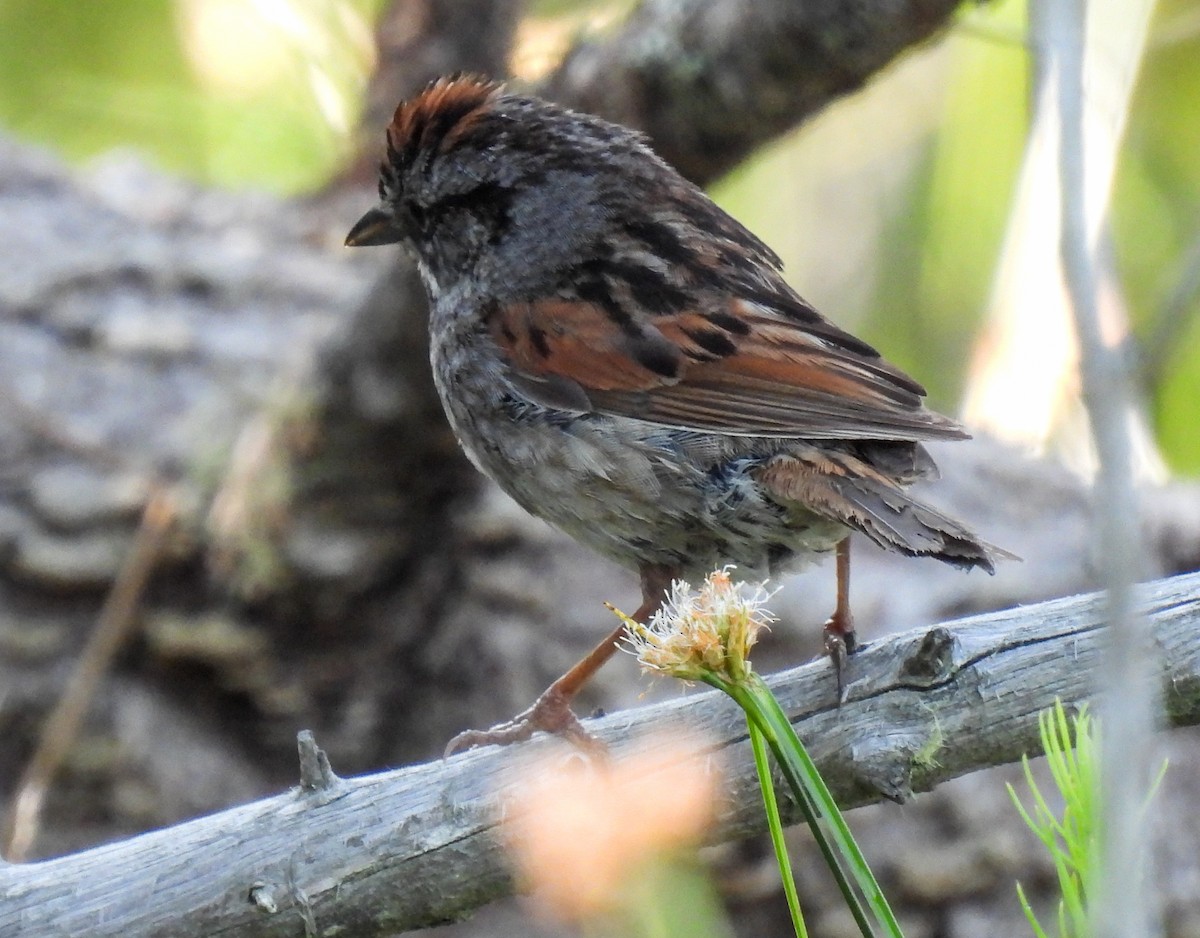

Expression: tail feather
xmin=756 ymin=447 xmax=1014 ymax=572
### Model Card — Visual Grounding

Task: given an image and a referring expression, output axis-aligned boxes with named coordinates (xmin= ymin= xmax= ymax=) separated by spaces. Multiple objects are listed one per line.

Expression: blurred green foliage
xmin=1120 ymin=0 xmax=1200 ymax=470
xmin=874 ymin=0 xmax=1030 ymax=407
xmin=712 ymin=0 xmax=1030 ymax=411
xmin=0 ymin=0 xmax=1196 ymax=470
xmin=0 ymin=0 xmax=384 ymax=192
xmin=716 ymin=0 xmax=1200 ymax=471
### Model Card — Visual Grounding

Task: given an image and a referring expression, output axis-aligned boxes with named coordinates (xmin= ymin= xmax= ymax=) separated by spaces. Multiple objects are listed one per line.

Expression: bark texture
xmin=540 ymin=0 xmax=966 ymax=185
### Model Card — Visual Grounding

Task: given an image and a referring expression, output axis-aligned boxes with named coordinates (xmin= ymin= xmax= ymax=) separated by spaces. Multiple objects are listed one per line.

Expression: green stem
xmin=749 ymin=719 xmax=808 ymax=938
xmin=746 ymin=675 xmax=902 ymax=936
xmin=706 ymin=673 xmax=901 ymax=938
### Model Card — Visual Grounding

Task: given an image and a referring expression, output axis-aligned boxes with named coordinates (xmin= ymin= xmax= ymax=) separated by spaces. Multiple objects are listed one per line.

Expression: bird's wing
xmin=488 ymin=293 xmax=966 ymax=442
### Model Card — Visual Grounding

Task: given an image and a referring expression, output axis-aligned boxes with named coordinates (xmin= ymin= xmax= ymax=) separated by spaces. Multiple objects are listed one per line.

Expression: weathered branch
xmin=3 ymin=572 xmax=1197 ymax=937
xmin=539 ymin=0 xmax=968 ymax=185
xmin=352 ymin=0 xmax=973 ymax=189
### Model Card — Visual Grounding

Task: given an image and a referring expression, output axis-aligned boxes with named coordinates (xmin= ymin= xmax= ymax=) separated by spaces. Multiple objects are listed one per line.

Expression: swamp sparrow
xmin=346 ymin=76 xmax=1006 ymax=751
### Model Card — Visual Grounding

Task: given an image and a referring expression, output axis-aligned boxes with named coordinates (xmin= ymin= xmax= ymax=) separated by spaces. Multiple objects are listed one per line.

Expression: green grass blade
xmin=749 ymin=719 xmax=809 ymax=938
xmin=1014 ymin=882 xmax=1051 ymax=938
xmin=739 ymin=675 xmax=902 ymax=937
xmin=707 ymin=676 xmax=879 ymax=938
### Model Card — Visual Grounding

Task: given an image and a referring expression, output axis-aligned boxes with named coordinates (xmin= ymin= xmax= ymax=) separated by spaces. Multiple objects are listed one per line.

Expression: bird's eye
xmin=406 ymin=203 xmax=429 ymax=231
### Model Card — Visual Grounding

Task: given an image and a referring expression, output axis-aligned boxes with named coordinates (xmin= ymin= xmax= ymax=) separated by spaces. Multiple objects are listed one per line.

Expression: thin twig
xmin=0 ymin=380 xmax=130 ymax=469
xmin=1139 ymin=225 xmax=1200 ymax=389
xmin=1048 ymin=0 xmax=1160 ymax=936
xmin=297 ymin=731 xmax=340 ymax=795
xmin=1 ymin=485 xmax=178 ymax=861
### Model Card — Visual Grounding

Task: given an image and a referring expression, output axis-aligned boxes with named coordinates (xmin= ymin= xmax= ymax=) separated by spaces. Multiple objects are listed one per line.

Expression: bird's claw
xmin=444 ymin=686 xmax=606 ymax=758
xmin=823 ymin=611 xmax=859 ymax=705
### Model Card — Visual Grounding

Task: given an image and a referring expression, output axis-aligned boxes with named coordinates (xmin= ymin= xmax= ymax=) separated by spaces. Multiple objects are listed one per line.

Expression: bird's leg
xmin=444 ymin=564 xmax=677 ymax=756
xmin=822 ymin=537 xmax=857 ymax=702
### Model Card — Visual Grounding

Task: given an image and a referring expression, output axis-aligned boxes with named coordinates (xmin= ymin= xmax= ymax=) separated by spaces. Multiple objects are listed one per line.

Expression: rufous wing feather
xmin=490 ymin=296 xmax=967 ymax=442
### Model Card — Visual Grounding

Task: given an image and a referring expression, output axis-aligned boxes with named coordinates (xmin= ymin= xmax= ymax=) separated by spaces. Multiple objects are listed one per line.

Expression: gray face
xmin=360 ymin=94 xmax=702 ymax=306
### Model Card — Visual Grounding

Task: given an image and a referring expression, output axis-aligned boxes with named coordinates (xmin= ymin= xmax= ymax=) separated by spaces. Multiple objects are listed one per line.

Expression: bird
xmin=345 ymin=75 xmax=1007 ymax=752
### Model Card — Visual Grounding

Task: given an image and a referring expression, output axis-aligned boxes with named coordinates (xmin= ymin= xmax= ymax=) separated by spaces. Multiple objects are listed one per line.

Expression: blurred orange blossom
xmin=502 ymin=737 xmax=722 ymax=922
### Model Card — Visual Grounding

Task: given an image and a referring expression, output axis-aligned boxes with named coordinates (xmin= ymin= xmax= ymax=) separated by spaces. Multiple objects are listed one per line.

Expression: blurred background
xmin=2 ymin=0 xmax=1197 ymax=468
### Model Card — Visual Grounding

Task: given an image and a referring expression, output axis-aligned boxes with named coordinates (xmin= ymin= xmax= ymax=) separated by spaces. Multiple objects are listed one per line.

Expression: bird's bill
xmin=345 ymin=207 xmax=404 ymax=247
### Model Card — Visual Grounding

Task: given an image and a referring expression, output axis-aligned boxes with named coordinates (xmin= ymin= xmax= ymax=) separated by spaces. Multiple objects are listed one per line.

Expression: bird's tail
xmin=756 ymin=447 xmax=1015 ymax=572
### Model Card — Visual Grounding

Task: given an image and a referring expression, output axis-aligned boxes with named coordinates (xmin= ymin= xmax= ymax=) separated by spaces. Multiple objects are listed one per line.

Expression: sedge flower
xmin=617 ymin=566 xmax=776 ymax=684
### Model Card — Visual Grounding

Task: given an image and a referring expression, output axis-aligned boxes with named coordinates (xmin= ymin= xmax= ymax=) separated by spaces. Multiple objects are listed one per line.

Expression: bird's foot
xmin=444 ymin=684 xmax=604 ymax=758
xmin=823 ymin=610 xmax=859 ymax=704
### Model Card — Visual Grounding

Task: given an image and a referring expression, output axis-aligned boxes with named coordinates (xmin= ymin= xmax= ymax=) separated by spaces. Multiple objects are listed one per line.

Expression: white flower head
xmin=618 ymin=566 xmax=777 ymax=683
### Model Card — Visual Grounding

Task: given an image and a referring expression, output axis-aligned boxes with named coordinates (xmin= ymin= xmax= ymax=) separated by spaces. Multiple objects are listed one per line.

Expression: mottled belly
xmin=454 ymin=395 xmax=848 ymax=577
